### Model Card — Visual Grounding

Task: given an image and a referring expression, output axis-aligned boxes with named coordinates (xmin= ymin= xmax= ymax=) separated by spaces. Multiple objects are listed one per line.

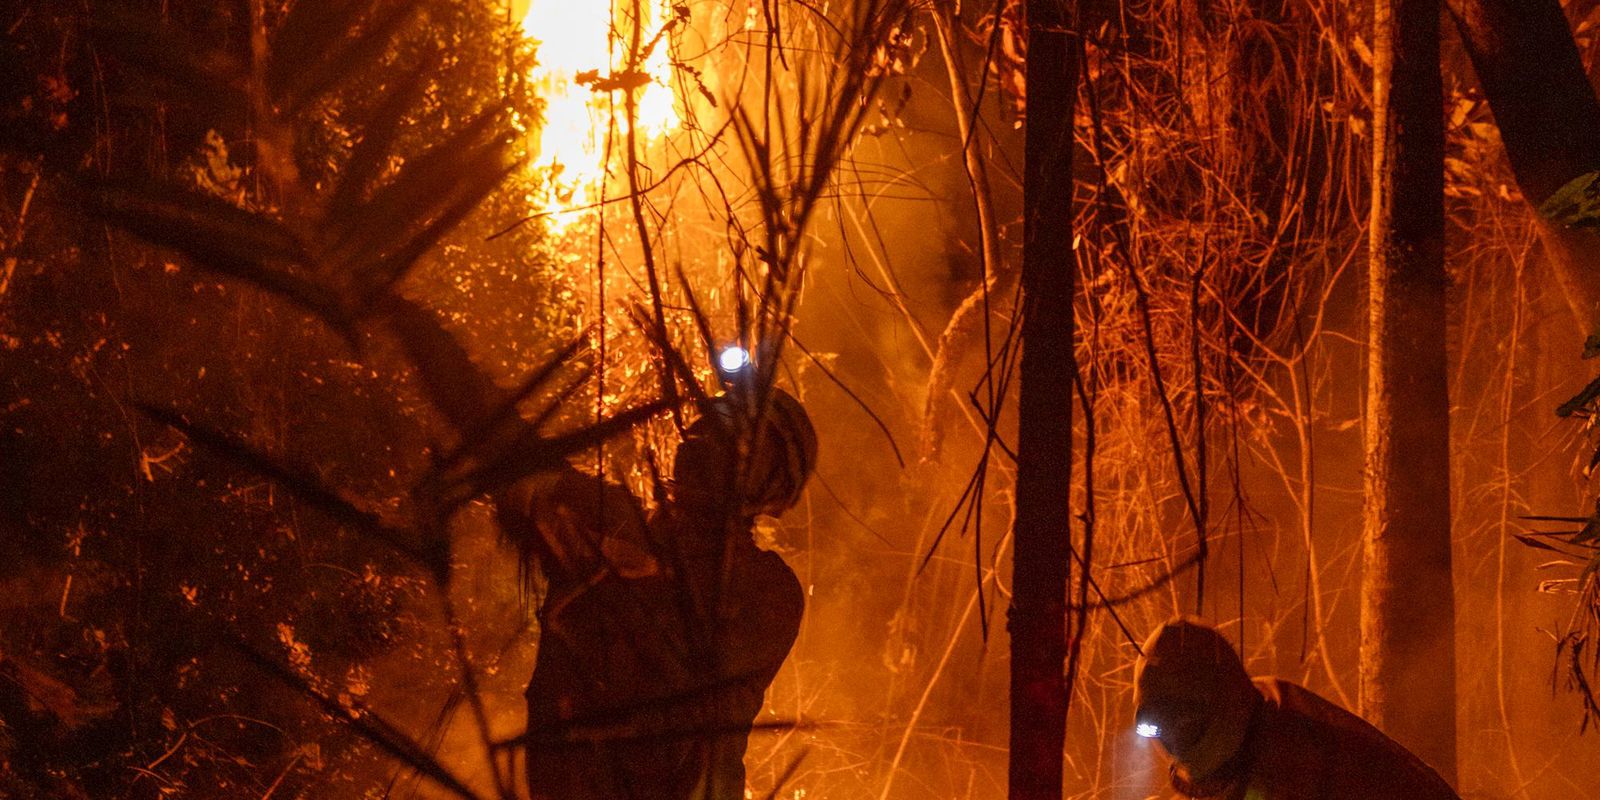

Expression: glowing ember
xmin=1135 ymin=721 xmax=1161 ymax=739
xmin=521 ymin=0 xmax=683 ymax=229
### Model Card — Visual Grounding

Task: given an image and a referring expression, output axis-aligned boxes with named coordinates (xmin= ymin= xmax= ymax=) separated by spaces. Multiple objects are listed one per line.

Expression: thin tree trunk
xmin=1010 ymin=1 xmax=1077 ymax=799
xmin=919 ymin=1 xmax=1011 ymax=463
xmin=1362 ymin=0 xmax=1458 ymax=784
xmin=1447 ymin=0 xmax=1600 ymax=333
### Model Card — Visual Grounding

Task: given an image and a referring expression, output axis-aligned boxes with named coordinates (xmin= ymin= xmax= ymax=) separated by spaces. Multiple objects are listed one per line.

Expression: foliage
xmin=0 ymin=0 xmax=653 ymax=795
xmin=1528 ymin=168 xmax=1600 ymax=730
xmin=4 ymin=0 xmax=922 ymax=795
xmin=1540 ymin=170 xmax=1600 ymax=235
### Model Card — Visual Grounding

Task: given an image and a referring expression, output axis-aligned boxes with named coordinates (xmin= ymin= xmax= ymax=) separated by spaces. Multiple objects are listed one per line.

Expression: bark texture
xmin=1010 ymin=1 xmax=1078 ymax=799
xmin=1447 ymin=0 xmax=1600 ymax=332
xmin=1362 ymin=0 xmax=1457 ymax=784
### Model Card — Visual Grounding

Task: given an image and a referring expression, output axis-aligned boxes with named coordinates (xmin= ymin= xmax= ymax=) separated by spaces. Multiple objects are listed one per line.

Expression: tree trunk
xmin=1010 ymin=1 xmax=1078 ymax=799
xmin=919 ymin=1 xmax=1012 ymax=463
xmin=1447 ymin=0 xmax=1600 ymax=333
xmin=1362 ymin=0 xmax=1458 ymax=784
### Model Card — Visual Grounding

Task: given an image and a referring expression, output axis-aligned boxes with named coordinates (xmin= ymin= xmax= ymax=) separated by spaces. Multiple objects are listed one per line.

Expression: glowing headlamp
xmin=1135 ymin=721 xmax=1161 ymax=739
xmin=717 ymin=346 xmax=751 ymax=375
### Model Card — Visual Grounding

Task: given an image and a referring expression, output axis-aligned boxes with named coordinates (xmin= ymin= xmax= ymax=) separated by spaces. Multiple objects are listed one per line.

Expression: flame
xmin=521 ymin=0 xmax=683 ymax=229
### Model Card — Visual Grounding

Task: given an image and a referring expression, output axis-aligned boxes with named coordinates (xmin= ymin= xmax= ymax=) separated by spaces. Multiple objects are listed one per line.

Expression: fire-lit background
xmin=2 ymin=0 xmax=1599 ymax=798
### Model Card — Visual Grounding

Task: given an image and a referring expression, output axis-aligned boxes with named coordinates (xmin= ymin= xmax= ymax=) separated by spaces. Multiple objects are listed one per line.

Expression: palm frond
xmin=230 ymin=638 xmax=481 ymax=800
xmin=357 ymin=154 xmax=521 ymax=304
xmin=325 ymin=108 xmax=513 ymax=276
xmin=270 ymin=0 xmax=421 ymax=115
xmin=138 ymin=404 xmax=431 ymax=567
xmin=1539 ymin=170 xmax=1600 ymax=230
xmin=378 ymin=294 xmax=506 ymax=436
xmin=435 ymin=332 xmax=592 ymax=467
xmin=84 ymin=182 xmax=353 ymax=334
xmin=463 ymin=401 xmax=672 ymax=498
xmin=326 ymin=54 xmax=440 ymax=224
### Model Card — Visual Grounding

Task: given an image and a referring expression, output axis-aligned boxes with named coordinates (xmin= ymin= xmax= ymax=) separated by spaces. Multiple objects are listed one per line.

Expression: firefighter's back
xmin=1241 ymin=678 xmax=1459 ymax=800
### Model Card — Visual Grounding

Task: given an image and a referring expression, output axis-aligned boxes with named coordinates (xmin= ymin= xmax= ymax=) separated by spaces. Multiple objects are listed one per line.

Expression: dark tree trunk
xmin=1447 ymin=0 xmax=1600 ymax=332
xmin=1010 ymin=2 xmax=1078 ymax=799
xmin=1362 ymin=0 xmax=1458 ymax=784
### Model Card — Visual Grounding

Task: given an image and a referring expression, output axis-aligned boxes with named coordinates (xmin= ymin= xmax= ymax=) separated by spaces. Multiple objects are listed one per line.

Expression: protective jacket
xmin=1134 ymin=617 xmax=1459 ymax=800
xmin=1166 ymin=677 xmax=1461 ymax=800
xmin=508 ymin=477 xmax=804 ymax=800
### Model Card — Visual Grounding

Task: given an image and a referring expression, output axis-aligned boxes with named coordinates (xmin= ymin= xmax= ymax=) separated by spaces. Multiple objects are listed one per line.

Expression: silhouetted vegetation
xmin=4 ymin=0 xmax=1600 ymax=798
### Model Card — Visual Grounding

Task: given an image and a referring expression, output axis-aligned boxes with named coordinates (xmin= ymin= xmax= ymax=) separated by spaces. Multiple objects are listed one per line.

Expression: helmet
xmin=672 ymin=388 xmax=817 ymax=518
xmin=1133 ymin=617 xmax=1260 ymax=782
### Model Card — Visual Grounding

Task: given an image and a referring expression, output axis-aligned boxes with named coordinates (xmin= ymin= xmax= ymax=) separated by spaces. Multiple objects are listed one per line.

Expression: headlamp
xmin=717 ymin=346 xmax=751 ymax=375
xmin=1135 ymin=721 xmax=1161 ymax=739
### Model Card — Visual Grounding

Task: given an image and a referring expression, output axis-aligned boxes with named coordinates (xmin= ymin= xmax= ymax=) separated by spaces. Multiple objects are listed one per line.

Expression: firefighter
xmin=510 ymin=368 xmax=817 ymax=800
xmin=1132 ymin=616 xmax=1460 ymax=800
xmin=645 ymin=385 xmax=815 ymax=799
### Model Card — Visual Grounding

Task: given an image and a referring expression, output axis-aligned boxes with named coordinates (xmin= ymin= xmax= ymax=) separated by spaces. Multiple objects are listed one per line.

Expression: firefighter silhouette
xmin=1133 ymin=617 xmax=1460 ymax=800
xmin=501 ymin=367 xmax=816 ymax=800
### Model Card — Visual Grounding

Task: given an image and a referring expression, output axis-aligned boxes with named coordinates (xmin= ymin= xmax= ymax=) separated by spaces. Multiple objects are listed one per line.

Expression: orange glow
xmin=520 ymin=0 xmax=683 ymax=230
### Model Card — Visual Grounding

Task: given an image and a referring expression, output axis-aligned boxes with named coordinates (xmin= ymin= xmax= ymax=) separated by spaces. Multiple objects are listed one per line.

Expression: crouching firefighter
xmin=501 ymin=348 xmax=817 ymax=800
xmin=1133 ymin=617 xmax=1460 ymax=800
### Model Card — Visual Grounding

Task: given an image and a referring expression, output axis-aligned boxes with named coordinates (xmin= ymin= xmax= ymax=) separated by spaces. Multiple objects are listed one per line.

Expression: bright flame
xmin=1135 ymin=722 xmax=1161 ymax=739
xmin=521 ymin=0 xmax=683 ymax=229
